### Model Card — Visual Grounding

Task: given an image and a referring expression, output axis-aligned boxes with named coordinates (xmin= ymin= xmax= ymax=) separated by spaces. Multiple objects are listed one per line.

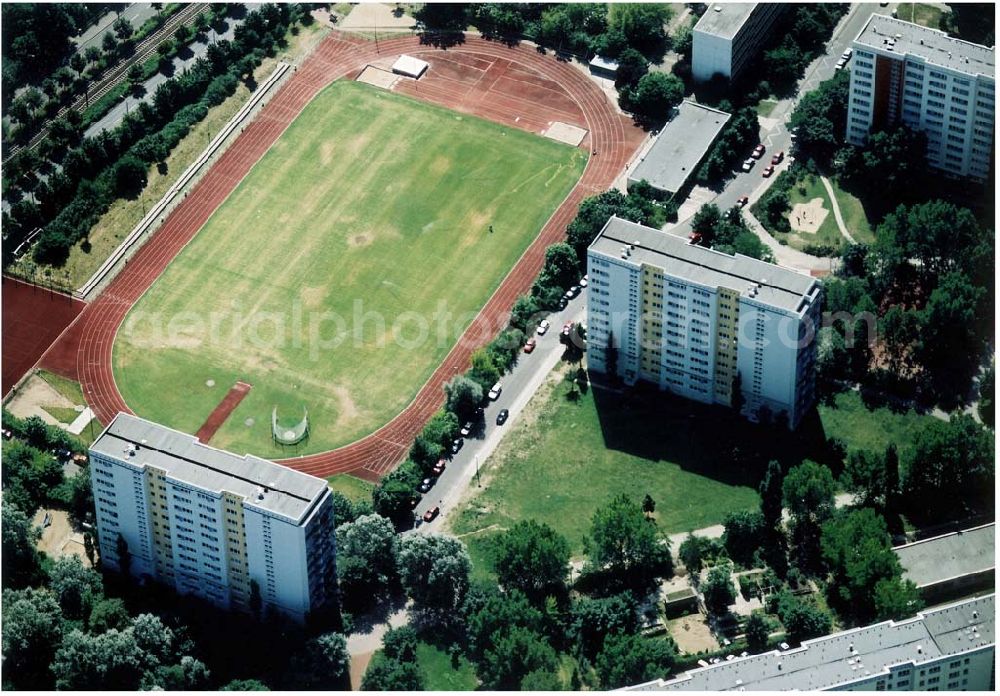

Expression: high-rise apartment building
xmin=89 ymin=413 xmax=337 ymax=623
xmin=627 ymin=594 xmax=995 ymax=691
xmin=847 ymin=14 xmax=995 ymax=181
xmin=587 ymin=217 xmax=822 ymax=429
xmin=691 ymin=3 xmax=786 ymax=83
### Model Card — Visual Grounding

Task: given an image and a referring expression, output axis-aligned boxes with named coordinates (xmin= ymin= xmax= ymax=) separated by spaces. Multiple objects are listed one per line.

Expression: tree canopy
xmin=493 ymin=520 xmax=571 ymax=601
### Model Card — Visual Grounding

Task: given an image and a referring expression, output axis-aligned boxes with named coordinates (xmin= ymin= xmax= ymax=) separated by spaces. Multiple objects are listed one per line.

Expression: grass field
xmin=450 ymin=370 xmax=941 ymax=578
xmin=113 ymin=80 xmax=586 ymax=456
xmin=326 ymin=473 xmax=373 ymax=503
xmin=897 ymin=3 xmax=946 ymax=29
xmin=782 ymin=174 xmax=843 ymax=252
xmin=826 ymin=177 xmax=875 ymax=244
xmin=415 ymin=641 xmax=478 ymax=690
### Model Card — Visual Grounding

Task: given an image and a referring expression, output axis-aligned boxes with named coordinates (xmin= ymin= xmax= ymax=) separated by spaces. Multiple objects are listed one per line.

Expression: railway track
xmin=3 ymin=4 xmax=206 ymax=165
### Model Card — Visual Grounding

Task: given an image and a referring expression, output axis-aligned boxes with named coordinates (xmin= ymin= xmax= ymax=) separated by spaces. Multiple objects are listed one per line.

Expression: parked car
xmin=409 ymin=495 xmax=421 ymax=509
xmin=557 ymin=296 xmax=569 ymax=309
xmin=451 ymin=438 xmax=463 ymax=454
xmin=737 ymin=195 xmax=749 ymax=207
xmin=418 ymin=478 xmax=434 ymax=493
xmin=741 ymin=157 xmax=755 ymax=172
xmin=523 ymin=337 xmax=537 ymax=353
xmin=771 ymin=151 xmax=784 ymax=165
xmin=432 ymin=459 xmax=446 ymax=476
xmin=762 ymin=165 xmax=775 ymax=178
xmin=779 ymin=642 xmax=790 ymax=651
xmin=689 ymin=232 xmax=703 ymax=244
xmin=460 ymin=421 xmax=473 ymax=437
xmin=488 ymin=381 xmax=502 ymax=400
xmin=496 ymin=408 xmax=509 ymax=426
xmin=423 ymin=506 xmax=440 ymax=523
xmin=567 ymin=285 xmax=581 ymax=298
xmin=561 ymin=321 xmax=574 ymax=337
xmin=536 ymin=319 xmax=550 ymax=335
xmin=752 ymin=144 xmax=765 ymax=158
xmin=579 ymin=275 xmax=589 ymax=288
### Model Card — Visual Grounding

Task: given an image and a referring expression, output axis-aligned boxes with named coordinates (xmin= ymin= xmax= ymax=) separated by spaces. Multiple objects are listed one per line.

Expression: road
xmin=74 ymin=4 xmax=161 ymax=56
xmin=412 ymin=287 xmax=589 ymax=533
xmin=668 ymin=3 xmax=888 ymax=274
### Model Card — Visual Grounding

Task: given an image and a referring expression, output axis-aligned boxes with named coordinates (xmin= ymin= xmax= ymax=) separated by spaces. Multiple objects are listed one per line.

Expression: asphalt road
xmin=412 ymin=286 xmax=589 ymax=533
xmin=74 ymin=4 xmax=161 ymax=56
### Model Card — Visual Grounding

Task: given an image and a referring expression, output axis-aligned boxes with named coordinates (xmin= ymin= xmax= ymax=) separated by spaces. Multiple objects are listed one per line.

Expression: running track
xmin=69 ymin=33 xmax=643 ymax=482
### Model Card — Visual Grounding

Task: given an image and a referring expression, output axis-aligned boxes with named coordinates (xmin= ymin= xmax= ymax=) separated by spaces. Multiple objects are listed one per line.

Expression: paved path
xmin=743 ymin=210 xmax=838 ymax=274
xmin=820 ymin=175 xmax=857 ymax=245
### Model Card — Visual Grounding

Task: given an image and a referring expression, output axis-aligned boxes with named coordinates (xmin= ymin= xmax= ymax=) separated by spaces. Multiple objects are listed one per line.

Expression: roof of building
xmin=854 ymin=14 xmax=995 ymax=78
xmin=91 ymin=413 xmax=329 ymax=523
xmin=589 ymin=55 xmax=620 ymax=72
xmin=589 ymin=217 xmax=819 ymax=314
xmin=629 ymin=101 xmax=731 ymax=194
xmin=896 ymin=524 xmax=996 ymax=589
xmin=692 ymin=3 xmax=759 ymax=40
xmin=627 ymin=594 xmax=995 ymax=691
xmin=391 ymin=54 xmax=429 ymax=78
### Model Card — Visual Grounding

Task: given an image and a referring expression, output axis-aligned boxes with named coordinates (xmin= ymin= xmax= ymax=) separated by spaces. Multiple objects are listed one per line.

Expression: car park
xmin=496 ymin=408 xmax=509 ymax=426
xmin=488 ymin=381 xmax=502 ymax=399
xmin=536 ymin=319 xmax=550 ymax=335
xmin=418 ymin=478 xmax=434 ymax=493
xmin=741 ymin=157 xmax=755 ymax=172
xmin=737 ymin=195 xmax=749 ymax=207
xmin=752 ymin=144 xmax=765 ymax=158
xmin=762 ymin=165 xmax=775 ymax=178
xmin=423 ymin=506 xmax=440 ymax=523
xmin=432 ymin=459 xmax=446 ymax=476
xmin=451 ymin=438 xmax=463 ymax=454
xmin=460 ymin=421 xmax=473 ymax=437
xmin=523 ymin=338 xmax=537 ymax=353
xmin=771 ymin=151 xmax=784 ymax=165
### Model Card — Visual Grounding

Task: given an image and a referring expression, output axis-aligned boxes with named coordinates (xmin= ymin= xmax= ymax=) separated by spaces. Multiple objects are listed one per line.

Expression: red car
xmin=752 ymin=144 xmax=765 ymax=159
xmin=762 ymin=165 xmax=775 ymax=178
xmin=523 ymin=338 xmax=537 ymax=354
xmin=423 ymin=506 xmax=440 ymax=523
xmin=737 ymin=195 xmax=749 ymax=207
xmin=771 ymin=151 xmax=784 ymax=165
xmin=689 ymin=232 xmax=703 ymax=244
xmin=432 ymin=459 xmax=446 ymax=476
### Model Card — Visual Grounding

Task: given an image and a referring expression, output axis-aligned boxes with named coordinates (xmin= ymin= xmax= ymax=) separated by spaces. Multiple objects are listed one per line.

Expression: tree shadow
xmin=418 ymin=31 xmax=465 ymax=49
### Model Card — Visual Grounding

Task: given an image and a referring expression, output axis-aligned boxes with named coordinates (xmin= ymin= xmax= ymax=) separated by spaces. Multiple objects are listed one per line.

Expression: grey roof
xmin=629 ymin=101 xmax=731 ymax=194
xmin=589 ymin=217 xmax=820 ymax=314
xmin=855 ymin=14 xmax=995 ymax=78
xmin=91 ymin=413 xmax=329 ymax=523
xmin=896 ymin=524 xmax=995 ymax=589
xmin=692 ymin=3 xmax=759 ymax=39
xmin=590 ymin=55 xmax=620 ymax=72
xmin=627 ymin=594 xmax=995 ymax=691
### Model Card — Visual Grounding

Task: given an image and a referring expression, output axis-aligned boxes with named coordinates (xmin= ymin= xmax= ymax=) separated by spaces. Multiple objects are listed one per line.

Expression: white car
xmin=579 ymin=275 xmax=589 ymax=288
xmin=741 ymin=157 xmax=755 ymax=172
xmin=536 ymin=319 xmax=550 ymax=335
xmin=488 ymin=382 xmax=502 ymax=400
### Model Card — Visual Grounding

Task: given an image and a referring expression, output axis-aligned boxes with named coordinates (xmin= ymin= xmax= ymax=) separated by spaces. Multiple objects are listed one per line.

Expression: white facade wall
xmin=244 ymin=505 xmax=311 ymax=622
xmin=90 ymin=450 xmax=155 ymax=577
xmin=692 ymin=30 xmax=735 ymax=82
xmin=587 ymin=252 xmax=641 ymax=381
xmin=166 ymin=482 xmax=231 ymax=609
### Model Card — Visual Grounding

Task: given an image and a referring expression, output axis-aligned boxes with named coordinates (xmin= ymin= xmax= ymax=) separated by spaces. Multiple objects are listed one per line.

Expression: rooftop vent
xmin=973 ymin=611 xmax=979 ymax=619
xmin=714 ymin=5 xmax=722 ymax=11
xmin=256 ymin=487 xmax=265 ymax=501
xmin=895 ymin=33 xmax=902 ymax=39
xmin=916 ymin=645 xmax=923 ymax=654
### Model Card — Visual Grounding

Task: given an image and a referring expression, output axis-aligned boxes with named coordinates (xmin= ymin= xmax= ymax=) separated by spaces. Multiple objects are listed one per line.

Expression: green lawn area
xmin=42 ymin=406 xmax=83 ymax=426
xmin=897 ymin=3 xmax=946 ymax=29
xmin=38 ymin=370 xmax=85 ymax=405
xmin=112 ymin=80 xmax=585 ymax=457
xmin=780 ymin=173 xmax=844 ymax=252
xmin=415 ymin=641 xmax=478 ymax=690
xmin=326 ymin=474 xmax=373 ymax=503
xmin=756 ymin=98 xmax=779 ymax=118
xmin=450 ymin=373 xmax=943 ymax=578
xmin=826 ymin=177 xmax=875 ymax=244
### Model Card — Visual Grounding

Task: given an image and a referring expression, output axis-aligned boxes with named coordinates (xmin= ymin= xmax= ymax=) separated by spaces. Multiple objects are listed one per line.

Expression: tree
xmin=879 ymin=306 xmax=919 ymax=377
xmin=788 ymin=69 xmax=849 ymax=163
xmin=444 ymin=375 xmax=483 ymax=423
xmin=222 ymin=678 xmax=270 ymax=690
xmin=2 ymin=588 xmax=64 ymax=689
xmin=776 ymin=593 xmax=832 ymax=643
xmin=979 ymin=363 xmax=995 ymax=428
xmin=782 ymin=461 xmax=836 ymax=521
xmin=820 ymin=509 xmax=902 ymax=624
xmin=479 ymin=626 xmax=558 ymax=690
xmin=101 ymin=30 xmax=118 ymax=54
xmin=289 ymin=632 xmax=350 ymax=690
xmin=361 ymin=653 xmax=424 ymax=690
xmin=49 ymin=555 xmax=104 ymax=620
xmin=113 ymin=15 xmax=133 ymax=40
xmin=114 ymin=154 xmax=147 ymax=198
xmin=540 ymin=242 xmax=579 ymax=290
xmin=493 ymin=520 xmax=570 ymax=601
xmin=642 ymin=494 xmax=656 ymax=517
xmin=464 ymin=586 xmax=543 ymax=660
xmin=89 ymin=597 xmax=131 ymax=634
xmin=372 ymin=460 xmax=422 ymax=527
xmin=335 ymin=514 xmax=399 ymax=611
xmin=520 ymin=668 xmax=563 ymax=690
xmin=840 ymin=449 xmax=886 ymax=509
xmin=628 ymin=72 xmax=684 ymax=120
xmin=903 ymin=414 xmax=994 ymax=522
xmin=570 ymin=592 xmax=639 ymax=659
xmin=702 ymin=565 xmax=736 ymax=616
xmin=745 ymin=612 xmax=771 ymax=653
xmin=873 ymin=576 xmax=924 ymax=622
xmin=722 ymin=510 xmax=766 ymax=567
xmin=467 ymin=348 xmax=501 ymax=395
xmin=143 ymin=656 xmax=211 ymax=690
xmin=2 ymin=503 xmax=44 ymax=589
xmin=584 ymin=494 xmax=672 ymax=584
xmin=398 ymin=534 xmax=471 ymax=621
xmin=131 ymin=613 xmax=175 ymax=666
xmin=839 ymin=125 xmax=928 ymax=203
xmin=678 ymin=534 xmax=722 ymax=574
xmin=691 ymin=203 xmax=722 ymax=245
xmin=759 ymin=460 xmax=784 ymax=531
xmin=52 ymin=628 xmax=148 ymax=690
xmin=615 ymin=47 xmax=648 ymax=89
xmin=595 ymin=632 xmax=677 ymax=689
xmin=607 ymin=3 xmax=671 ymax=55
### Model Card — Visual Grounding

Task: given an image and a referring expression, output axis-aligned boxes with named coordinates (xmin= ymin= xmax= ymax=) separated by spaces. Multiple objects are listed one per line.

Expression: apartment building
xmin=847 ymin=14 xmax=995 ymax=181
xmin=691 ymin=3 xmax=786 ymax=83
xmin=627 ymin=594 xmax=995 ymax=691
xmin=587 ymin=217 xmax=822 ymax=429
xmin=89 ymin=413 xmax=337 ymax=623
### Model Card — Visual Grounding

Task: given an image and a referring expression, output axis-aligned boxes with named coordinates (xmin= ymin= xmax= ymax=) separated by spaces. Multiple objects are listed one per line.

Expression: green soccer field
xmin=112 ymin=80 xmax=586 ymax=456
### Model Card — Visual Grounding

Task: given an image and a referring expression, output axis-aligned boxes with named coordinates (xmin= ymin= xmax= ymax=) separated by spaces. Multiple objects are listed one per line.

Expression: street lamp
xmin=475 ymin=454 xmax=480 ymax=487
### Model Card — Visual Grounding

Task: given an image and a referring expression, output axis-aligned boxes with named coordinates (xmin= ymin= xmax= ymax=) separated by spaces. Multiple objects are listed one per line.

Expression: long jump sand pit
xmin=788 ymin=197 xmax=830 ymax=234
xmin=543 ymin=121 xmax=588 ymax=146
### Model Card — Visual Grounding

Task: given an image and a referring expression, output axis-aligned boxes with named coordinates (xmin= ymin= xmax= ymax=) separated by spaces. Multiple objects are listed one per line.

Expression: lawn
xmin=112 ymin=80 xmax=585 ymax=456
xmin=38 ymin=369 xmax=86 ymax=405
xmin=326 ymin=473 xmax=373 ymax=503
xmin=415 ymin=641 xmax=478 ymax=690
xmin=826 ymin=177 xmax=875 ymax=244
xmin=781 ymin=173 xmax=844 ymax=252
xmin=896 ymin=3 xmax=946 ymax=29
xmin=756 ymin=98 xmax=779 ymax=118
xmin=817 ymin=389 xmax=932 ymax=461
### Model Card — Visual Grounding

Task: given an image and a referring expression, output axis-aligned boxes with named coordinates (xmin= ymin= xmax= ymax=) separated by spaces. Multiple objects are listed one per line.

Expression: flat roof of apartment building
xmin=628 ymin=101 xmax=731 ymax=195
xmin=91 ymin=413 xmax=328 ymax=522
xmin=693 ymin=3 xmax=759 ymax=39
xmin=627 ymin=594 xmax=995 ymax=691
xmin=855 ymin=14 xmax=995 ymax=78
xmin=590 ymin=217 xmax=819 ymax=314
xmin=896 ymin=523 xmax=995 ymax=589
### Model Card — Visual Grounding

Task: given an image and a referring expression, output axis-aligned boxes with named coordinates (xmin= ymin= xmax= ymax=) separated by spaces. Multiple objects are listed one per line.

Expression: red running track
xmin=67 ymin=33 xmax=644 ymax=482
